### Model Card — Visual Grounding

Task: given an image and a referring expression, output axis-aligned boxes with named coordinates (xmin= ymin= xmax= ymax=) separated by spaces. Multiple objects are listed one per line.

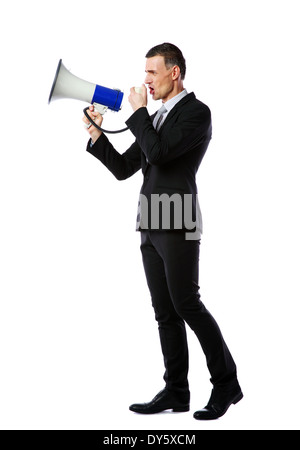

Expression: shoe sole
xmin=233 ymin=392 xmax=244 ymax=405
xmin=172 ymin=405 xmax=190 ymax=412
xmin=129 ymin=405 xmax=190 ymax=414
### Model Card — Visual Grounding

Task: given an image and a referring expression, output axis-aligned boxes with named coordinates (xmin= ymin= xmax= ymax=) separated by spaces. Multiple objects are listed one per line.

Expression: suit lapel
xmin=160 ymin=92 xmax=195 ymax=130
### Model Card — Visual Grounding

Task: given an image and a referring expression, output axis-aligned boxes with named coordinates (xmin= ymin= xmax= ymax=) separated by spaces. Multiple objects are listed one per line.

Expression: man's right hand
xmin=82 ymin=105 xmax=103 ymax=143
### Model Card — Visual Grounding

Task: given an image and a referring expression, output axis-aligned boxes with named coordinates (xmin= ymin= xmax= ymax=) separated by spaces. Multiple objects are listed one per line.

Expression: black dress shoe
xmin=129 ymin=388 xmax=190 ymax=414
xmin=193 ymin=385 xmax=243 ymax=420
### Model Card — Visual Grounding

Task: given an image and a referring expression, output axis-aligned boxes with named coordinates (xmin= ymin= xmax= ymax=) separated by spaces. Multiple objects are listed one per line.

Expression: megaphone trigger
xmin=93 ymin=103 xmax=108 ymax=115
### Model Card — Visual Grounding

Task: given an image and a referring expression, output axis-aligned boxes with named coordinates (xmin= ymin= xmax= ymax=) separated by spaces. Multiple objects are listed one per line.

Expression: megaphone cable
xmin=83 ymin=107 xmax=129 ymax=134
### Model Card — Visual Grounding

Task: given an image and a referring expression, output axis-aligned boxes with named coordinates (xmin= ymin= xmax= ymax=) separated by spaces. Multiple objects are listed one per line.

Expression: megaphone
xmin=48 ymin=59 xmax=124 ymax=115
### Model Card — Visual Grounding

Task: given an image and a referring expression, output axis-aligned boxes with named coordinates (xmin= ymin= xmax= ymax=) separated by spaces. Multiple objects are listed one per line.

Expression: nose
xmin=144 ymin=73 xmax=152 ymax=85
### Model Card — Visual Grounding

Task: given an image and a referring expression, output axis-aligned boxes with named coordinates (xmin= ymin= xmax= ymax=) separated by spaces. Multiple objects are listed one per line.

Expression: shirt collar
xmin=162 ymin=89 xmax=188 ymax=113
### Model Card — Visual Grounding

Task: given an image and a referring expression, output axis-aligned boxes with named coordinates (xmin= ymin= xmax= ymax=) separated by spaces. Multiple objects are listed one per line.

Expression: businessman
xmin=83 ymin=43 xmax=243 ymax=420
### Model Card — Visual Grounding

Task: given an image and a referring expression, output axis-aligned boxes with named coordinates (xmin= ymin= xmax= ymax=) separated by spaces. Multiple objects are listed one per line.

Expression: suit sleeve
xmin=125 ymin=105 xmax=211 ymax=166
xmin=86 ymin=133 xmax=141 ymax=180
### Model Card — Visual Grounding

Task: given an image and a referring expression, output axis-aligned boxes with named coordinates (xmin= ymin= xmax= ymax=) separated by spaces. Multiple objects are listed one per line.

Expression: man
xmin=83 ymin=43 xmax=243 ymax=420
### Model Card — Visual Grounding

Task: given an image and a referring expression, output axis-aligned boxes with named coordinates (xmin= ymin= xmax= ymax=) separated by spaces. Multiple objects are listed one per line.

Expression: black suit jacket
xmin=87 ymin=92 xmax=212 ymax=233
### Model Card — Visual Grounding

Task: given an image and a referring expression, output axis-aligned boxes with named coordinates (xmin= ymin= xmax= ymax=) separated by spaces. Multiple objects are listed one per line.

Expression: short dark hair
xmin=145 ymin=43 xmax=186 ymax=80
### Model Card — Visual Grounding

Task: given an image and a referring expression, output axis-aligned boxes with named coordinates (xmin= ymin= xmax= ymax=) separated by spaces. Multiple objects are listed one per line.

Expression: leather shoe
xmin=129 ymin=388 xmax=190 ymax=414
xmin=193 ymin=384 xmax=243 ymax=420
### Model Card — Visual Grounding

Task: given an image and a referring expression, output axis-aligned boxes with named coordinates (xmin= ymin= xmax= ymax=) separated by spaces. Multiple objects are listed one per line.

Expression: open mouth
xmin=149 ymin=86 xmax=155 ymax=96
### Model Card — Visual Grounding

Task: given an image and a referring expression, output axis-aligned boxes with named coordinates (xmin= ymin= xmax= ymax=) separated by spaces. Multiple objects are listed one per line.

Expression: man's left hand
xmin=128 ymin=85 xmax=147 ymax=112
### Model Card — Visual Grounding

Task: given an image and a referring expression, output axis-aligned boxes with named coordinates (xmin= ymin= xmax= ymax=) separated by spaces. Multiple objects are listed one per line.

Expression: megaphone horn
xmin=48 ymin=59 xmax=124 ymax=114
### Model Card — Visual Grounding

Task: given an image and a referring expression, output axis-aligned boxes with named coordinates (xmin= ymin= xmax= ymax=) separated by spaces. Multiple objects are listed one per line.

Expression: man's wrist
xmin=131 ymin=105 xmax=146 ymax=113
xmin=90 ymin=131 xmax=102 ymax=144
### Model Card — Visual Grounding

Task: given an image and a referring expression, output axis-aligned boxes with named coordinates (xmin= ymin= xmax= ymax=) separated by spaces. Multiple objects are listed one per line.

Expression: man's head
xmin=144 ymin=43 xmax=186 ymax=103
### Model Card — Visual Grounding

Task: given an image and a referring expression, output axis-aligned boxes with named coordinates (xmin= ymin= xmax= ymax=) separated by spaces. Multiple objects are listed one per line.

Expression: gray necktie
xmin=153 ymin=105 xmax=167 ymax=130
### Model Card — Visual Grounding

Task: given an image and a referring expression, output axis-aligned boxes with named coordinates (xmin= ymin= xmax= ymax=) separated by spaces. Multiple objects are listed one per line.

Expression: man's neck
xmin=162 ymin=83 xmax=184 ymax=103
xmin=163 ymin=89 xmax=187 ymax=110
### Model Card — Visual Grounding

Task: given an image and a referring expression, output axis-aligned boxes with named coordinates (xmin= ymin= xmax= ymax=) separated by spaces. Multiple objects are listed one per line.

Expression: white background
xmin=0 ymin=0 xmax=299 ymax=430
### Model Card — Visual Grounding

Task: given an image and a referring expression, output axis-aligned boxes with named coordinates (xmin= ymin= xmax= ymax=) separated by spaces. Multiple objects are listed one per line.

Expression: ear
xmin=171 ymin=65 xmax=181 ymax=81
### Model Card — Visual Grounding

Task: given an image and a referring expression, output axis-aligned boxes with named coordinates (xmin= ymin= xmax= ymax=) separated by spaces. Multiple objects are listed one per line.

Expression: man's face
xmin=144 ymin=56 xmax=174 ymax=103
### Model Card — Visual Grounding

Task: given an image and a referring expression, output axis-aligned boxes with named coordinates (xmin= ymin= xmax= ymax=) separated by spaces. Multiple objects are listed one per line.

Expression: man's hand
xmin=82 ymin=105 xmax=103 ymax=143
xmin=128 ymin=84 xmax=147 ymax=112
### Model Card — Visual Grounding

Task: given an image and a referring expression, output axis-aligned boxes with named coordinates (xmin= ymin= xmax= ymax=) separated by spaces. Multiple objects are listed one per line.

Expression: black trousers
xmin=140 ymin=230 xmax=238 ymax=396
